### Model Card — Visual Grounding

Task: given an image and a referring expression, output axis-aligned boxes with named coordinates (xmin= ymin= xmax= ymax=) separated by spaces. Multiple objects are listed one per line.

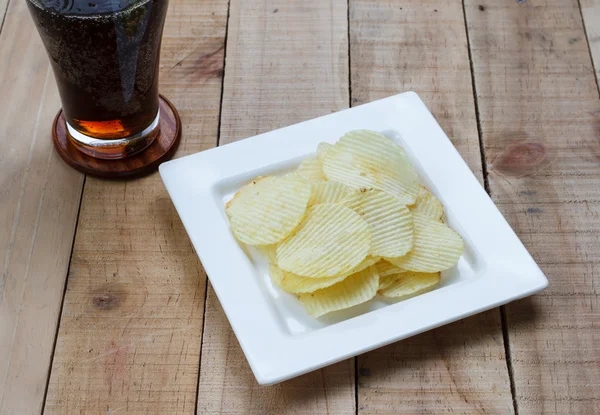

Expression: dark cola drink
xmin=27 ymin=0 xmax=169 ymax=159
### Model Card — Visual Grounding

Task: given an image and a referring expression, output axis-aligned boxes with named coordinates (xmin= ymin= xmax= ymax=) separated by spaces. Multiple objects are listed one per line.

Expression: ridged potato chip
xmin=276 ymin=204 xmax=371 ymax=278
xmin=298 ymin=265 xmax=379 ymax=317
xmin=343 ymin=189 xmax=413 ymax=258
xmin=386 ymin=212 xmax=463 ymax=272
xmin=269 ymin=256 xmax=380 ymax=294
xmin=377 ymin=273 xmax=402 ymax=293
xmin=269 ymin=264 xmax=284 ymax=287
xmin=322 ymin=130 xmax=420 ymax=204
xmin=258 ymin=244 xmax=278 ymax=264
xmin=378 ymin=271 xmax=440 ymax=299
xmin=375 ymin=260 xmax=406 ymax=278
xmin=296 ymin=156 xmax=326 ymax=182
xmin=411 ymin=185 xmax=444 ymax=221
xmin=226 ymin=175 xmax=311 ymax=245
xmin=309 ymin=181 xmax=351 ymax=206
xmin=317 ymin=142 xmax=332 ymax=163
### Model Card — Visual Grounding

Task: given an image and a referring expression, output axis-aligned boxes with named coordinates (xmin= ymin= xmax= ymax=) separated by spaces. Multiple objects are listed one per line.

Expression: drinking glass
xmin=27 ymin=0 xmax=170 ymax=159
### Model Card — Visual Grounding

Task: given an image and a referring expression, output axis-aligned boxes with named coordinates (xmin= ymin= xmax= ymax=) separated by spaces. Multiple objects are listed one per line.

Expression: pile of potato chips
xmin=225 ymin=130 xmax=463 ymax=317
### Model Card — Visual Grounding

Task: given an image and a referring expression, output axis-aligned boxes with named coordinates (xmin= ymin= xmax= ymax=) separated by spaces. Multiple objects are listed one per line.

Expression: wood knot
xmin=193 ymin=46 xmax=225 ymax=81
xmin=493 ymin=142 xmax=547 ymax=177
xmin=93 ymin=294 xmax=119 ymax=310
xmin=169 ymin=45 xmax=225 ymax=82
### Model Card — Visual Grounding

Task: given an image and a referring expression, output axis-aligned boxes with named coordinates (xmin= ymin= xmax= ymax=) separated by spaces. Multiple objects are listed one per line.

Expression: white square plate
xmin=160 ymin=92 xmax=548 ymax=385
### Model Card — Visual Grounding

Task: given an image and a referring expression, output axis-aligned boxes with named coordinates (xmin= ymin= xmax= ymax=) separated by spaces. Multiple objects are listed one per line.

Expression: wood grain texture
xmin=0 ymin=0 xmax=84 ymax=413
xmin=465 ymin=0 xmax=600 ymax=413
xmin=580 ymin=0 xmax=600 ymax=89
xmin=43 ymin=0 xmax=228 ymax=413
xmin=196 ymin=1 xmax=355 ymax=414
xmin=350 ymin=1 xmax=514 ymax=413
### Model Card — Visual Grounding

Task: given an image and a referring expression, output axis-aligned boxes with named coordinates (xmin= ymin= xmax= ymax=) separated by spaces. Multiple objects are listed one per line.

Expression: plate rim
xmin=160 ymin=91 xmax=548 ymax=385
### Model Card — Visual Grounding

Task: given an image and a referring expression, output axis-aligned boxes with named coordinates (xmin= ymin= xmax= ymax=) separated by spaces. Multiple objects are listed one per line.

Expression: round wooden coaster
xmin=52 ymin=95 xmax=181 ymax=179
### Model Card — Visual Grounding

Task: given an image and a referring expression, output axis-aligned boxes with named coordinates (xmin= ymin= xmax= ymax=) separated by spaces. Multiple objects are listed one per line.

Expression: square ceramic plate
xmin=160 ymin=92 xmax=548 ymax=385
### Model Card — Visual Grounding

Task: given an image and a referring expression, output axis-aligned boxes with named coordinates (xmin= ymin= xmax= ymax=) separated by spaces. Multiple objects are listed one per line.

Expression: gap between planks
xmin=194 ymin=0 xmax=232 ymax=412
xmin=460 ymin=0 xmax=519 ymax=413
xmin=579 ymin=0 xmax=600 ymax=97
xmin=40 ymin=175 xmax=86 ymax=413
xmin=0 ymin=0 xmax=10 ymax=35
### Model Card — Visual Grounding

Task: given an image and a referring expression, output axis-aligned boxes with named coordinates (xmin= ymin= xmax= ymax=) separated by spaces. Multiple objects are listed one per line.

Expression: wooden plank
xmin=350 ymin=1 xmax=514 ymax=413
xmin=43 ymin=0 xmax=229 ymax=413
xmin=464 ymin=0 xmax=600 ymax=413
xmin=196 ymin=1 xmax=355 ymax=413
xmin=581 ymin=0 xmax=600 ymax=91
xmin=0 ymin=0 xmax=84 ymax=413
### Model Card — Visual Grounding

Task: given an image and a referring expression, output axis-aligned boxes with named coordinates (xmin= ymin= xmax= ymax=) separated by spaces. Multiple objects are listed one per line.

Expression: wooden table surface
xmin=1 ymin=0 xmax=599 ymax=413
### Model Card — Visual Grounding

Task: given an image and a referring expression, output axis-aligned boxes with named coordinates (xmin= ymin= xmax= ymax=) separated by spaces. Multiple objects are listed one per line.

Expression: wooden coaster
xmin=52 ymin=95 xmax=181 ymax=179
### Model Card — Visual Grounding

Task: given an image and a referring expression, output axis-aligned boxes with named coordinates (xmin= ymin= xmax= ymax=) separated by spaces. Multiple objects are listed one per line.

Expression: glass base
xmin=66 ymin=110 xmax=161 ymax=160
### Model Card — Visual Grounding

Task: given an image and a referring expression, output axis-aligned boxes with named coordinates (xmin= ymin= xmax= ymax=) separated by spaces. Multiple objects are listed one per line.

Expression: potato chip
xmin=317 ymin=142 xmax=332 ymax=163
xmin=269 ymin=264 xmax=284 ymax=287
xmin=322 ymin=130 xmax=420 ymax=204
xmin=269 ymin=256 xmax=380 ymax=294
xmin=296 ymin=156 xmax=326 ymax=182
xmin=226 ymin=175 xmax=311 ymax=245
xmin=309 ymin=181 xmax=351 ymax=206
xmin=343 ymin=189 xmax=413 ymax=258
xmin=258 ymin=244 xmax=278 ymax=264
xmin=276 ymin=203 xmax=371 ymax=278
xmin=411 ymin=185 xmax=444 ymax=221
xmin=298 ymin=266 xmax=379 ymax=317
xmin=386 ymin=212 xmax=463 ymax=272
xmin=377 ymin=273 xmax=402 ymax=293
xmin=375 ymin=259 xmax=406 ymax=278
xmin=378 ymin=271 xmax=440 ymax=299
